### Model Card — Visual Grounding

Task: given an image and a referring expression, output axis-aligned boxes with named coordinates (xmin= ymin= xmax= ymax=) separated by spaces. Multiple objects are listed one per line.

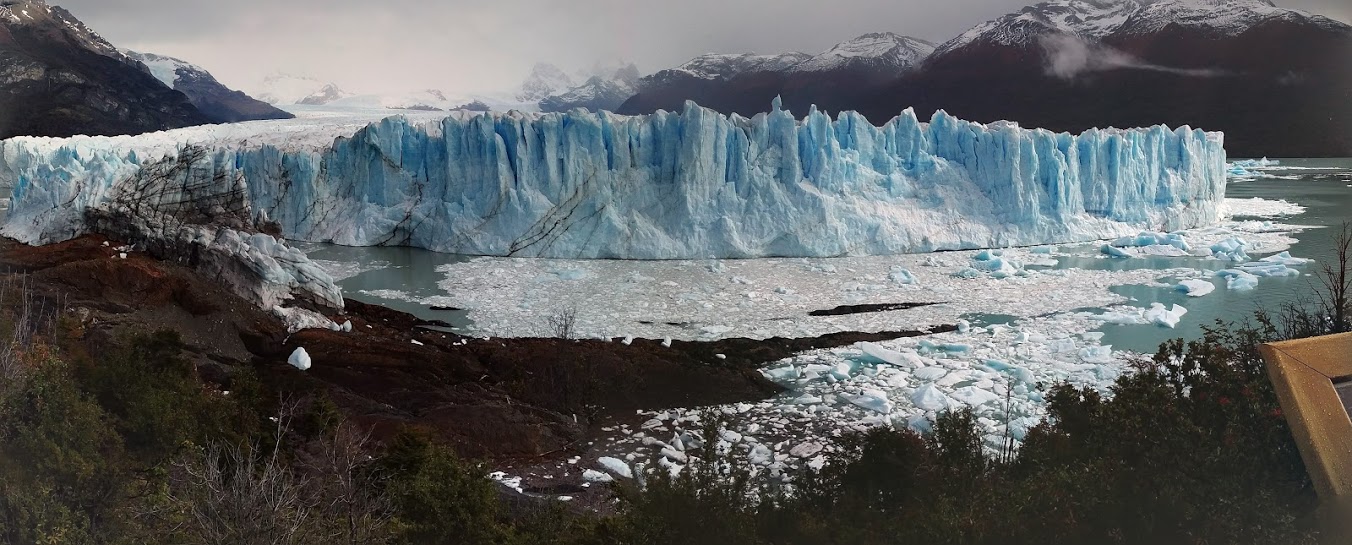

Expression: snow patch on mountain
xmin=792 ymin=33 xmax=935 ymax=73
xmin=121 ymin=49 xmax=191 ymax=87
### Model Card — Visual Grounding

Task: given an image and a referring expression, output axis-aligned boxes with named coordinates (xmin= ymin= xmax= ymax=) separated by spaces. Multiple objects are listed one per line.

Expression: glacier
xmin=0 ymin=99 xmax=1227 ymax=259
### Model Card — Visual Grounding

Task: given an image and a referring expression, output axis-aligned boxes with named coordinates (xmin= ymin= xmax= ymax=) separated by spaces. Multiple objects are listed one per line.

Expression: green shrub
xmin=379 ymin=429 xmax=510 ymax=545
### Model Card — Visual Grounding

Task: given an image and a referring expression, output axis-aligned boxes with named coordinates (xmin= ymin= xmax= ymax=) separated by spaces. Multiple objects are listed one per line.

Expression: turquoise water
xmin=1094 ymin=158 xmax=1352 ymax=353
xmin=303 ymin=158 xmax=1351 ymax=348
xmin=300 ymin=243 xmax=477 ymax=330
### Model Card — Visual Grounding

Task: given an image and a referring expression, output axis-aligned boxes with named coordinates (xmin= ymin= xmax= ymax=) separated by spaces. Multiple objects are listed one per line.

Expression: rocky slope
xmin=0 ymin=233 xmax=947 ymax=459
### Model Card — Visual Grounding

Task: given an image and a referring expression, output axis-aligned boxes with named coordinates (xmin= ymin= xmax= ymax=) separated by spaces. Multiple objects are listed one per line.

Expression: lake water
xmin=304 ymin=158 xmax=1352 ymax=352
xmin=1094 ymin=158 xmax=1352 ymax=353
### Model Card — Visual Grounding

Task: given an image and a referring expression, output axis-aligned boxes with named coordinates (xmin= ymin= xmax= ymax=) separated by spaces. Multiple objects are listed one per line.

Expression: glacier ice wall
xmin=0 ymin=100 xmax=1227 ymax=259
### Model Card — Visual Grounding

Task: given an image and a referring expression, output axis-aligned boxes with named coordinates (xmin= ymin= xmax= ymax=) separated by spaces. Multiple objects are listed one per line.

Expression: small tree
xmin=1314 ymin=222 xmax=1351 ymax=333
xmin=545 ymin=307 xmax=579 ymax=339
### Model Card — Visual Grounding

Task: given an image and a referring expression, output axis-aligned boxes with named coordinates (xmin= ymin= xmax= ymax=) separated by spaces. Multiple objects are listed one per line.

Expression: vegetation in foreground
xmin=0 ymin=227 xmax=1348 ymax=545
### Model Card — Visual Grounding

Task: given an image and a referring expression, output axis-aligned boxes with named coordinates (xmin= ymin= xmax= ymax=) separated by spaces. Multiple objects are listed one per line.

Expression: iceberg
xmin=1174 ymin=279 xmax=1216 ymax=297
xmin=0 ymin=101 xmax=1227 ymax=259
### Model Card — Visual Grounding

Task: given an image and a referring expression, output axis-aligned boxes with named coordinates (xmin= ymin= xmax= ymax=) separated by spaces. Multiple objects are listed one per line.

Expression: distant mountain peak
xmin=252 ymin=73 xmax=351 ymax=106
xmin=516 ymin=62 xmax=575 ymax=102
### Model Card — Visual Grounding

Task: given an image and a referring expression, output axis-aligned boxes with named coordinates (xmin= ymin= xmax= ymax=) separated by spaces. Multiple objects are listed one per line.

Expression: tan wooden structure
xmin=1259 ymin=332 xmax=1352 ymax=530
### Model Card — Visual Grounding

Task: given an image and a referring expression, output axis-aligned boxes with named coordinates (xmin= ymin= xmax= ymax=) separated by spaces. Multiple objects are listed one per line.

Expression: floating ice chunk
xmin=1217 ymin=269 xmax=1259 ymax=291
xmin=1258 ymin=251 xmax=1310 ymax=266
xmin=1138 ymin=245 xmax=1191 ymax=257
xmin=621 ymin=336 xmax=634 ymax=345
xmin=911 ymin=383 xmax=952 ymax=412
xmin=660 ymin=447 xmax=688 ymax=463
xmin=340 ymin=320 xmax=353 ymax=332
xmin=1091 ymin=310 xmax=1149 ymax=325
xmin=1175 ymin=279 xmax=1216 ymax=297
xmin=969 ymin=255 xmax=1022 ymax=278
xmin=950 ymin=386 xmax=1001 ymax=407
xmin=582 ymin=469 xmax=614 ymax=483
xmin=1144 ymin=303 xmax=1188 ymax=328
xmin=829 ymin=361 xmax=857 ymax=381
xmin=857 ymin=342 xmax=920 ymax=368
xmin=1101 ymin=244 xmax=1131 ymax=258
xmin=597 ymin=457 xmax=633 ymax=479
xmin=1078 ymin=345 xmax=1114 ymax=364
xmin=661 ymin=337 xmax=673 ymax=348
xmin=790 ymin=442 xmax=824 ymax=458
xmin=1210 ymin=237 xmax=1250 ymax=262
xmin=890 ymin=267 xmax=919 ymax=285
xmin=913 ymin=367 xmax=947 ymax=381
xmin=1238 ymin=262 xmax=1301 ymax=277
xmin=287 ymin=347 xmax=311 ymax=371
xmin=982 ymin=359 xmax=1013 ymax=372
xmin=1113 ymin=231 xmax=1191 ymax=252
xmin=749 ymin=444 xmax=774 ymax=466
xmin=957 ymin=320 xmax=971 ymax=334
xmin=848 ymin=388 xmax=894 ymax=414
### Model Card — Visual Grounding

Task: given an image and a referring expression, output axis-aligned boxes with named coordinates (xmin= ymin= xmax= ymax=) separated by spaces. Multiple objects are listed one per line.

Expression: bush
xmin=379 ymin=429 xmax=509 ymax=545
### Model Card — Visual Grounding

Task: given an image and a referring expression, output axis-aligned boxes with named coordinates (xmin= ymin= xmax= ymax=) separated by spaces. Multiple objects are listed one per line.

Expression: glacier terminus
xmin=0 ymin=99 xmax=1227 ymax=260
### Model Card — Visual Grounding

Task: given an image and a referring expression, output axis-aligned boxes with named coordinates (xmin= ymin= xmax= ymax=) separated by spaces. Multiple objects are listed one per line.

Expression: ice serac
xmin=0 ymin=101 xmax=1226 ymax=259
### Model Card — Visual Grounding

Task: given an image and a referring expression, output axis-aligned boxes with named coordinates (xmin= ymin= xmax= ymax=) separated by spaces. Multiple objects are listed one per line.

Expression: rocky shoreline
xmin=0 ymin=234 xmax=952 ymax=466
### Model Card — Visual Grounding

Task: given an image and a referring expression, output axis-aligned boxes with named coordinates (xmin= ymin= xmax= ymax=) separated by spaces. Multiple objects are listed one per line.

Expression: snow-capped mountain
xmin=617 ymin=33 xmax=931 ymax=116
xmin=1112 ymin=0 xmax=1348 ymax=37
xmin=515 ymin=63 xmax=575 ymax=103
xmin=657 ymin=52 xmax=814 ymax=82
xmin=930 ymin=0 xmax=1137 ymax=58
xmin=791 ymin=32 xmax=934 ymax=73
xmin=298 ymin=83 xmax=351 ymax=106
xmin=122 ymin=50 xmax=292 ymax=123
xmin=0 ymin=0 xmax=209 ymax=138
xmin=538 ymin=64 xmax=640 ymax=113
xmin=930 ymin=0 xmax=1349 ymax=60
xmin=859 ymin=0 xmax=1352 ymax=157
xmin=252 ymin=74 xmax=352 ymax=106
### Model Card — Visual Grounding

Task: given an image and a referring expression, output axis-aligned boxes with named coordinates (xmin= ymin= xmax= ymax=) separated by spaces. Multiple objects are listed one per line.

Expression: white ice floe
xmin=597 ymin=456 xmax=633 ymax=479
xmin=1174 ymin=279 xmax=1216 ymax=297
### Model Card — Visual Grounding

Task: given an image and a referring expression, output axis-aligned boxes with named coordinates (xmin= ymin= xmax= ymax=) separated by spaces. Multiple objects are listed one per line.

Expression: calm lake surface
xmin=303 ymin=158 xmax=1352 ymax=352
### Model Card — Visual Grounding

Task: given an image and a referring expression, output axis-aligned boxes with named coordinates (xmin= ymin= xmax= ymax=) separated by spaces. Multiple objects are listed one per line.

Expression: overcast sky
xmin=56 ymin=0 xmax=1352 ymax=98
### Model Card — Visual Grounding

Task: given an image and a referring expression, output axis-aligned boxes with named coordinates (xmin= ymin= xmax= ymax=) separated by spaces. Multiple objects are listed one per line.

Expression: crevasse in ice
xmin=0 ymin=100 xmax=1227 ymax=259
